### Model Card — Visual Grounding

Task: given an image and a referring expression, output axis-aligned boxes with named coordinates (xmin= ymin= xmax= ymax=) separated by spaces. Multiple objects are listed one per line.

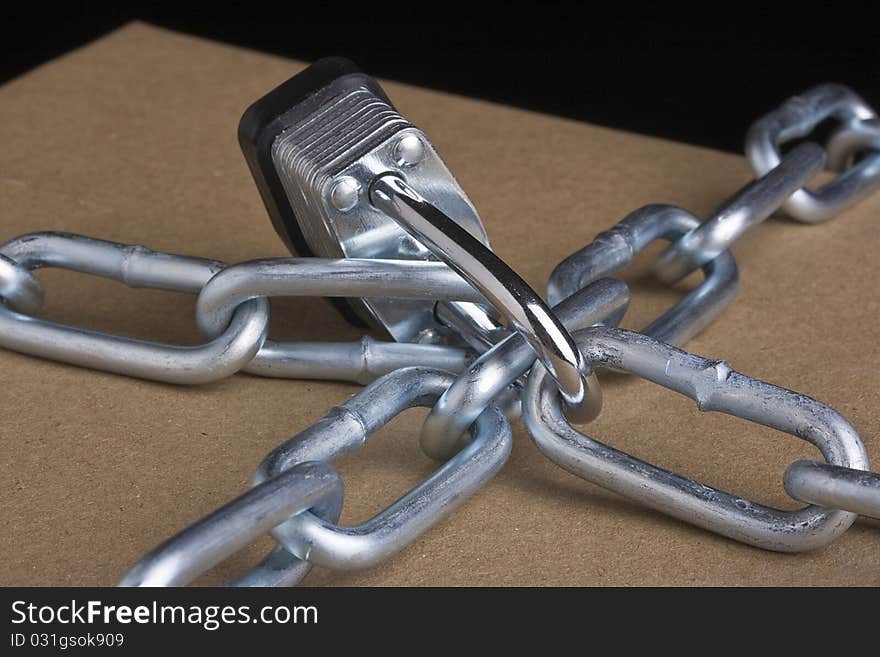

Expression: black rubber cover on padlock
xmin=238 ymin=57 xmax=393 ymax=258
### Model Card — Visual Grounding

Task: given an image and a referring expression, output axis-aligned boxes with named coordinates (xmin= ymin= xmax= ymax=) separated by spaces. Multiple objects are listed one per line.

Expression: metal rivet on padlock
xmin=393 ymin=135 xmax=425 ymax=168
xmin=328 ymin=177 xmax=361 ymax=213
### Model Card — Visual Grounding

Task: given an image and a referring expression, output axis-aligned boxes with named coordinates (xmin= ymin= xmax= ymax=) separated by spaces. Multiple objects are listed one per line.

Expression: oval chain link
xmin=120 ymin=368 xmax=511 ymax=586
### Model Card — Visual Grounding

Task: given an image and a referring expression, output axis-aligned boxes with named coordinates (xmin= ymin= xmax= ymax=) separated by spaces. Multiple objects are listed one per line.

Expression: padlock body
xmin=239 ymin=58 xmax=489 ymax=342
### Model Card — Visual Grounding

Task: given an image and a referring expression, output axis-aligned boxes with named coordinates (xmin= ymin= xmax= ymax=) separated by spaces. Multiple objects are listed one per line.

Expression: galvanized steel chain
xmin=120 ymin=367 xmax=513 ymax=586
xmin=528 ymin=82 xmax=880 ymax=533
xmin=2 ymin=57 xmax=879 ymax=586
xmin=528 ymin=82 xmax=880 ymax=531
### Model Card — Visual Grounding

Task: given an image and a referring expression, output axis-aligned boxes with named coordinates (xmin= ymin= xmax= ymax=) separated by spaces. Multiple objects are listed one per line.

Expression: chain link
xmin=0 ymin=252 xmax=43 ymax=315
xmin=826 ymin=116 xmax=880 ymax=171
xmin=118 ymin=461 xmax=344 ymax=587
xmin=120 ymin=368 xmax=511 ymax=586
xmin=0 ymin=232 xmax=270 ymax=384
xmin=652 ymin=142 xmax=824 ymax=283
xmin=419 ymin=278 xmax=630 ymax=460
xmin=547 ymin=204 xmax=739 ymax=346
xmin=2 ymin=81 xmax=880 ymax=585
xmin=522 ymin=327 xmax=868 ymax=552
xmin=0 ymin=233 xmax=484 ymax=385
xmin=784 ymin=461 xmax=880 ymax=520
xmin=745 ymin=83 xmax=880 ymax=223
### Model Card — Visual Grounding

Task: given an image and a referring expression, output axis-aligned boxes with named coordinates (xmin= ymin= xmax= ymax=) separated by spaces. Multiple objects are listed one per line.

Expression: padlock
xmin=238 ymin=57 xmax=495 ymax=345
xmin=239 ymin=58 xmax=594 ymax=418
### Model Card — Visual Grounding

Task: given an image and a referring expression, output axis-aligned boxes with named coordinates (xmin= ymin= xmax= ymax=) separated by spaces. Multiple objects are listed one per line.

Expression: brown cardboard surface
xmin=1 ymin=23 xmax=878 ymax=586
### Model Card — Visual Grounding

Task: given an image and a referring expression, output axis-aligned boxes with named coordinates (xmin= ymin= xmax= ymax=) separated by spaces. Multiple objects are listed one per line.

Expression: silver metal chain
xmin=2 ymin=78 xmax=879 ymax=586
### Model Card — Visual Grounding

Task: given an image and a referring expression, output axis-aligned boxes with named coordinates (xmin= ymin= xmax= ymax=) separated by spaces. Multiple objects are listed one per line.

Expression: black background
xmin=2 ymin=3 xmax=880 ymax=152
